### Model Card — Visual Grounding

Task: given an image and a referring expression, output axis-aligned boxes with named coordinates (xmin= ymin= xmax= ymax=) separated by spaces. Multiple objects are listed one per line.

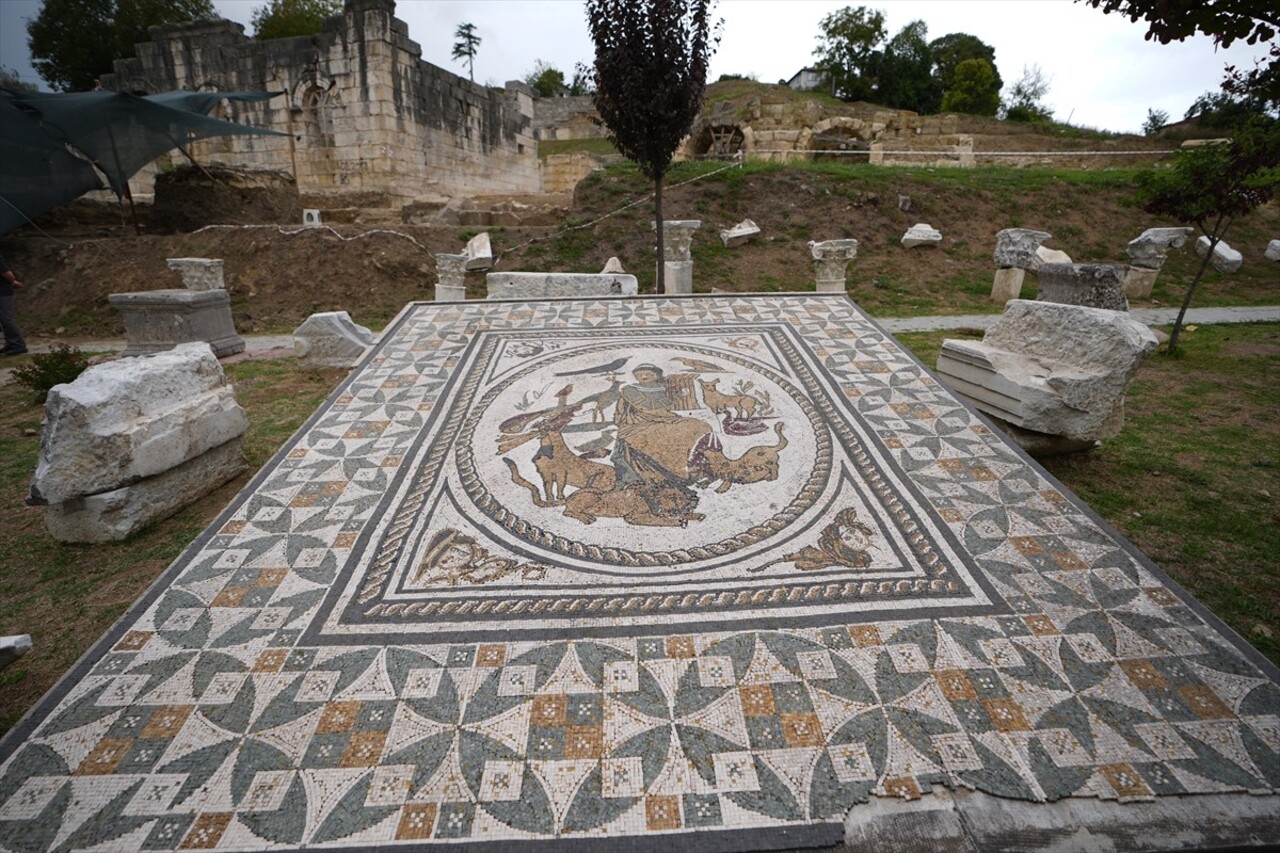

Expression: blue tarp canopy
xmin=0 ymin=89 xmax=285 ymax=235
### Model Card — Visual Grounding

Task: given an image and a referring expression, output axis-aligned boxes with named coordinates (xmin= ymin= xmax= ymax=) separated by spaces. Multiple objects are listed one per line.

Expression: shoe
xmin=1 ymin=348 xmax=28 ymax=356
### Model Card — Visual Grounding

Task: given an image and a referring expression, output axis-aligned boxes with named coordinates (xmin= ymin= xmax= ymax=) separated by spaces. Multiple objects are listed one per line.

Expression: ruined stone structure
xmin=102 ymin=0 xmax=539 ymax=205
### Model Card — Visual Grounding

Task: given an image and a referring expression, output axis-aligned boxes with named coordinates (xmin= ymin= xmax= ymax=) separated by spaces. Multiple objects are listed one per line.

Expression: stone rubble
xmin=936 ymin=299 xmax=1157 ymax=454
xmin=809 ymin=239 xmax=859 ymax=293
xmin=1036 ymin=262 xmax=1129 ymax=312
xmin=1033 ymin=245 xmax=1072 ymax=270
xmin=29 ymin=342 xmax=249 ymax=541
xmin=1266 ymin=239 xmax=1280 ymax=262
xmin=1196 ymin=235 xmax=1243 ymax=274
xmin=901 ymin=222 xmax=942 ymax=248
xmin=464 ymin=232 xmax=495 ymax=271
xmin=0 ymin=635 xmax=31 ymax=669
xmin=293 ymin=311 xmax=373 ymax=369
xmin=302 ymin=209 xmax=321 ymax=227
xmin=719 ymin=218 xmax=761 ymax=248
xmin=600 ymin=257 xmax=627 ymax=274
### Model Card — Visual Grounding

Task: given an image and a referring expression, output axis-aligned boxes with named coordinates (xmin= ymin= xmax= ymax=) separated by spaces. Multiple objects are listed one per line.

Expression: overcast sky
xmin=1 ymin=0 xmax=1269 ymax=134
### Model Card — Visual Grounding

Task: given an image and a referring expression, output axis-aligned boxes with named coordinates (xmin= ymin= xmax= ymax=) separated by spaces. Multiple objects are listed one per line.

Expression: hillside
xmin=1 ymin=160 xmax=1277 ymax=340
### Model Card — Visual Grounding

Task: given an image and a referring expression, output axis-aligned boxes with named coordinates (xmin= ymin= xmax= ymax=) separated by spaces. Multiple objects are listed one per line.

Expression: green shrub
xmin=11 ymin=345 xmax=90 ymax=403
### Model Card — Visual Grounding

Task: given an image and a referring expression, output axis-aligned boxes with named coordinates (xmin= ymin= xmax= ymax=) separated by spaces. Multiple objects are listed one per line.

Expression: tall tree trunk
xmin=1169 ymin=213 xmax=1228 ymax=354
xmin=654 ymin=175 xmax=665 ymax=293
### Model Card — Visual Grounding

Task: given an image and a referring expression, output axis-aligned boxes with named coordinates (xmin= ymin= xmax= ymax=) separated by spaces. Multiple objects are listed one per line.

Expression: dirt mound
xmin=150 ymin=165 xmax=301 ymax=233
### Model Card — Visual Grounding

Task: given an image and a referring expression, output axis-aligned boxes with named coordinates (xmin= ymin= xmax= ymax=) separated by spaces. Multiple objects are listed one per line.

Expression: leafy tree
xmin=0 ymin=66 xmax=40 ymax=93
xmin=1135 ymin=117 xmax=1279 ymax=352
xmin=875 ymin=20 xmax=940 ymax=113
xmin=812 ymin=6 xmax=886 ymax=102
xmin=929 ymin=32 xmax=1001 ymax=94
xmin=525 ymin=60 xmax=567 ymax=98
xmin=585 ymin=0 xmax=719 ymax=293
xmin=250 ymin=0 xmax=339 ymax=40
xmin=1001 ymin=64 xmax=1053 ymax=122
xmin=569 ymin=64 xmax=595 ymax=96
xmin=28 ymin=0 xmax=215 ymax=92
xmin=940 ymin=58 xmax=1000 ymax=116
xmin=452 ymin=22 xmax=481 ymax=81
xmin=1142 ymin=107 xmax=1169 ymax=134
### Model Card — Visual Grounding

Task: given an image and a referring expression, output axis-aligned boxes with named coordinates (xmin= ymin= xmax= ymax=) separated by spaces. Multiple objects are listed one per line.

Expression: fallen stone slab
xmin=994 ymin=228 xmax=1052 ymax=270
xmin=719 ymin=218 xmax=760 ymax=248
xmin=936 ymin=299 xmax=1157 ymax=446
xmin=1266 ymin=239 xmax=1280 ymax=262
xmin=165 ymin=257 xmax=225 ymax=291
xmin=486 ymin=272 xmax=638 ymax=300
xmin=42 ymin=438 xmax=248 ymax=543
xmin=1036 ymin=262 xmax=1129 ymax=311
xmin=0 ymin=635 xmax=31 ymax=669
xmin=464 ymin=232 xmax=494 ymax=271
xmin=1196 ymin=235 xmax=1243 ymax=273
xmin=1032 ymin=245 xmax=1071 ymax=270
xmin=901 ymin=223 xmax=941 ymax=248
xmin=29 ymin=342 xmax=249 ymax=506
xmin=293 ymin=311 xmax=373 ymax=369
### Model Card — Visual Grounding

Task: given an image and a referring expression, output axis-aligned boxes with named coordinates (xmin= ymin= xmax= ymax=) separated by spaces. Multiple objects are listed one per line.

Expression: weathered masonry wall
xmin=102 ymin=0 xmax=539 ymax=204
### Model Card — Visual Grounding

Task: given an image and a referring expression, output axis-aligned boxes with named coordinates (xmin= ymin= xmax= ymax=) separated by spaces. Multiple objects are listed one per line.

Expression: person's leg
xmin=0 ymin=294 xmax=26 ymax=353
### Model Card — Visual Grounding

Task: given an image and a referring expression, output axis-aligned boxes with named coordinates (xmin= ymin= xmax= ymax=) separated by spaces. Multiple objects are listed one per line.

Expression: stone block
xmin=901 ymin=223 xmax=942 ymax=248
xmin=303 ymin=208 xmax=322 ymax=227
xmin=1122 ymin=266 xmax=1160 ymax=300
xmin=165 ymin=257 xmax=225 ymax=291
xmin=1036 ymin=263 xmax=1129 ymax=311
xmin=994 ymin=228 xmax=1052 ymax=270
xmin=464 ymin=232 xmax=494 ymax=271
xmin=662 ymin=260 xmax=693 ymax=295
xmin=43 ymin=438 xmax=249 ymax=543
xmin=1126 ymin=226 xmax=1194 ymax=269
xmin=109 ymin=288 xmax=245 ymax=358
xmin=1032 ymin=245 xmax=1071 ymax=271
xmin=991 ymin=267 xmax=1025 ymax=303
xmin=30 ymin=343 xmax=247 ymax=506
xmin=937 ymin=299 xmax=1157 ymax=445
xmin=293 ymin=311 xmax=373 ymax=368
xmin=719 ymin=219 xmax=760 ymax=248
xmin=486 ymin=272 xmax=638 ymax=300
xmin=600 ymin=257 xmax=626 ymax=274
xmin=0 ymin=635 xmax=32 ymax=669
xmin=1266 ymin=239 xmax=1280 ymax=262
xmin=1195 ymin=235 xmax=1243 ymax=273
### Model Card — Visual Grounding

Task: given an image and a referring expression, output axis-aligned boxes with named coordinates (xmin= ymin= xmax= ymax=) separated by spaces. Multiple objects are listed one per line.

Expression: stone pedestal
xmin=435 ymin=252 xmax=468 ymax=302
xmin=654 ymin=220 xmax=700 ymax=295
xmin=108 ymin=289 xmax=245 ymax=357
xmin=809 ymin=239 xmax=859 ymax=293
xmin=165 ymin=258 xmax=225 ymax=291
xmin=991 ymin=268 xmax=1025 ymax=304
xmin=1122 ymin=266 xmax=1160 ymax=300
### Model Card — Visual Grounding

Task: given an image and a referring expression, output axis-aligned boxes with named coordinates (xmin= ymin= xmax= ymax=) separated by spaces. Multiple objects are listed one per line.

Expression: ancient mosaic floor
xmin=2 ymin=295 xmax=1277 ymax=852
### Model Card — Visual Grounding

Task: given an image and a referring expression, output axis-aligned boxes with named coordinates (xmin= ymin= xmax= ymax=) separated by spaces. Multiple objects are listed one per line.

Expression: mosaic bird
xmin=673 ymin=357 xmax=724 ymax=372
xmin=555 ymin=357 xmax=629 ymax=377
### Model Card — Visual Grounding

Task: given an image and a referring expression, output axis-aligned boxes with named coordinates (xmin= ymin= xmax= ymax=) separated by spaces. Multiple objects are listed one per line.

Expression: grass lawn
xmin=0 ymin=321 xmax=1277 ymax=737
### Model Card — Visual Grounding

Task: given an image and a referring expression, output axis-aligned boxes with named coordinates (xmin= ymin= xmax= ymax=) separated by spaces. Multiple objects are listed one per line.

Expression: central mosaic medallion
xmin=308 ymin=322 xmax=1004 ymax=643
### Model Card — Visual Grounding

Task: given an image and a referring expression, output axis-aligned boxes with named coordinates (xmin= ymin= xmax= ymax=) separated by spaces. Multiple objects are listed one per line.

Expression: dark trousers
xmin=0 ymin=294 xmax=25 ymax=351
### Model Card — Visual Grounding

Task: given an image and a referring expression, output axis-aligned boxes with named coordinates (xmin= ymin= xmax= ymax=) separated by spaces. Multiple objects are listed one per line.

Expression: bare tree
xmin=452 ymin=22 xmax=480 ymax=81
xmin=585 ymin=0 xmax=719 ymax=292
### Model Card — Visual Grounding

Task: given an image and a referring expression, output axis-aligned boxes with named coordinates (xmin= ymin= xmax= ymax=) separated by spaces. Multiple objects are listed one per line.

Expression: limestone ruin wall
xmin=101 ymin=0 xmax=539 ymax=205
